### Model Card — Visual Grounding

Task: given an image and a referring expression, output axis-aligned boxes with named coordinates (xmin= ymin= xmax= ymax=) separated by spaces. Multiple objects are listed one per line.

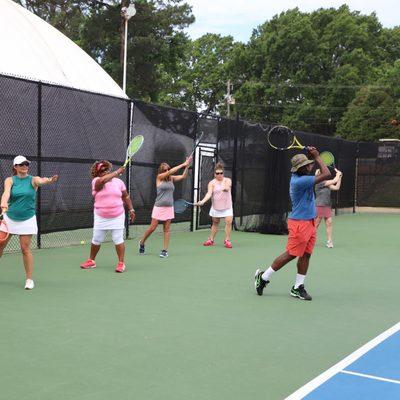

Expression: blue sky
xmin=184 ymin=0 xmax=399 ymax=42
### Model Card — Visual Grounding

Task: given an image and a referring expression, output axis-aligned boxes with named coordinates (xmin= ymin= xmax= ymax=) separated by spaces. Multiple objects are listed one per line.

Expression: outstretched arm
xmin=172 ymin=163 xmax=190 ymax=182
xmin=196 ymin=181 xmax=213 ymax=206
xmin=94 ymin=167 xmax=125 ymax=192
xmin=158 ymin=157 xmax=191 ymax=181
xmin=33 ymin=175 xmax=59 ymax=188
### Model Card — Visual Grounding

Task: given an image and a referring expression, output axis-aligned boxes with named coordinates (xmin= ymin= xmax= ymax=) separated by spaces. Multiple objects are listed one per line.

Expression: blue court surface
xmin=286 ymin=323 xmax=400 ymax=400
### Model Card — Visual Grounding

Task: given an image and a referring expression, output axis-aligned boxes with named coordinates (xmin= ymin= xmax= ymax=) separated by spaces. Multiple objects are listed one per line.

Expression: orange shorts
xmin=286 ymin=219 xmax=316 ymax=257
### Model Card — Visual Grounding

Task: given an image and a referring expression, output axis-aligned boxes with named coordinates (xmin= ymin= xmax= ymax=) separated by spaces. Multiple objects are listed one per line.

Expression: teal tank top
xmin=7 ymin=175 xmax=37 ymax=221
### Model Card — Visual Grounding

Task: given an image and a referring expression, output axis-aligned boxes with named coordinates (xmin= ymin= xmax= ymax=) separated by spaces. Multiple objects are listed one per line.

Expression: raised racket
xmin=267 ymin=125 xmax=308 ymax=150
xmin=320 ymin=151 xmax=336 ymax=168
xmin=123 ymin=135 xmax=144 ymax=167
xmin=189 ymin=131 xmax=205 ymax=158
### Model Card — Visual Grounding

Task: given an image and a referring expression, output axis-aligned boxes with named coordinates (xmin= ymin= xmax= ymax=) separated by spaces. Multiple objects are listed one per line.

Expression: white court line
xmin=285 ymin=322 xmax=400 ymax=400
xmin=341 ymin=370 xmax=400 ymax=385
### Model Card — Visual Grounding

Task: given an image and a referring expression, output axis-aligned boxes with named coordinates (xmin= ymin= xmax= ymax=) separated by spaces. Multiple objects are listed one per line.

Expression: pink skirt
xmin=316 ymin=206 xmax=332 ymax=218
xmin=151 ymin=205 xmax=174 ymax=221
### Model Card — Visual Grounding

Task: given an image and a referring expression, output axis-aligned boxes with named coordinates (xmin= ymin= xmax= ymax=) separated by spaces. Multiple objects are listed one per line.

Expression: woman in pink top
xmin=197 ymin=163 xmax=233 ymax=248
xmin=80 ymin=160 xmax=135 ymax=273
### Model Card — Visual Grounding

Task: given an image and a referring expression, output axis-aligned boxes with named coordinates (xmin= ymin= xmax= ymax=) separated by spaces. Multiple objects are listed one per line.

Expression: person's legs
xmin=112 ymin=229 xmax=125 ymax=263
xmin=255 ymin=251 xmax=296 ymax=295
xmin=140 ymin=219 xmax=159 ymax=245
xmin=224 ymin=216 xmax=233 ymax=241
xmin=325 ymin=217 xmax=333 ymax=245
xmin=210 ymin=217 xmax=220 ymax=240
xmin=315 ymin=216 xmax=322 ymax=228
xmin=19 ymin=235 xmax=33 ymax=279
xmin=81 ymin=229 xmax=105 ymax=268
xmin=162 ymin=220 xmax=171 ymax=250
xmin=290 ymin=252 xmax=312 ymax=300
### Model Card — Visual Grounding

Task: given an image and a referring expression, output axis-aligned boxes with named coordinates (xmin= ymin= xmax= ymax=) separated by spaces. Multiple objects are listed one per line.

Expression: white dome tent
xmin=0 ymin=0 xmax=127 ymax=98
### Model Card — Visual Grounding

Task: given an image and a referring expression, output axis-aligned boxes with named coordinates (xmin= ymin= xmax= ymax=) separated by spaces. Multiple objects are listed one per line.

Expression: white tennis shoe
xmin=326 ymin=240 xmax=334 ymax=248
xmin=24 ymin=279 xmax=35 ymax=290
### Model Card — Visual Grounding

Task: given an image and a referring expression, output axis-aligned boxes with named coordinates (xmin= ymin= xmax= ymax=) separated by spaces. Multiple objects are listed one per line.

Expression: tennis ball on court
xmin=80 ymin=240 xmax=85 ymax=245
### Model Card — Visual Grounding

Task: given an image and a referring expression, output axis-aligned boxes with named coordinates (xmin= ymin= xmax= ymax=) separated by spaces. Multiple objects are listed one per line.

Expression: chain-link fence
xmin=1 ymin=73 xmax=400 ymax=253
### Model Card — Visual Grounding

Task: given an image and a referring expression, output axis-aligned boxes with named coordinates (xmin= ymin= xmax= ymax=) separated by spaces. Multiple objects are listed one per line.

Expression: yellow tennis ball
xmin=80 ymin=240 xmax=85 ymax=245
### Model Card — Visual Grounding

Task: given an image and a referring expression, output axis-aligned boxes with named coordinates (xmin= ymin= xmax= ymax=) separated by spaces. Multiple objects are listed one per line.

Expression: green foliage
xmin=159 ymin=33 xmax=239 ymax=114
xmin=14 ymin=2 xmax=400 ymax=140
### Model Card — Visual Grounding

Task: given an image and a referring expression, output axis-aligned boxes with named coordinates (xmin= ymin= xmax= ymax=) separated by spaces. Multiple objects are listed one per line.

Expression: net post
xmin=37 ymin=81 xmax=42 ymax=249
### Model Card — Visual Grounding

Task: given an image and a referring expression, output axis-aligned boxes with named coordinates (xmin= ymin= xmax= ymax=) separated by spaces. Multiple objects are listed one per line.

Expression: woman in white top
xmin=197 ymin=163 xmax=233 ymax=248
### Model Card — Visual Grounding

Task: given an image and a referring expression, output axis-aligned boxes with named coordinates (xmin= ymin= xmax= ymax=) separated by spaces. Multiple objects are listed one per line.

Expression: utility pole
xmin=226 ymin=80 xmax=235 ymax=118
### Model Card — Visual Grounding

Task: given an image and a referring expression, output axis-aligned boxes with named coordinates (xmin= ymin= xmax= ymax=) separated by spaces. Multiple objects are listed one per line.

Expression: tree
xmin=159 ymin=33 xmax=239 ymax=115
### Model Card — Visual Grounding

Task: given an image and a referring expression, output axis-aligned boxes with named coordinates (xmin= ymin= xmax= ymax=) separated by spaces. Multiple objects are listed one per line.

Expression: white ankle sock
xmin=262 ymin=267 xmax=275 ymax=282
xmin=294 ymin=274 xmax=306 ymax=289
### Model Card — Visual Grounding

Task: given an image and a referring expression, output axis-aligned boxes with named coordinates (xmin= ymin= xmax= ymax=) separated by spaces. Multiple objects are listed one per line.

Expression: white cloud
xmin=185 ymin=0 xmax=400 ymax=42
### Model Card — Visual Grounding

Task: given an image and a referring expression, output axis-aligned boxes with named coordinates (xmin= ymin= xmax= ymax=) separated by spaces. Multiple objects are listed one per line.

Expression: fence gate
xmin=194 ymin=145 xmax=216 ymax=230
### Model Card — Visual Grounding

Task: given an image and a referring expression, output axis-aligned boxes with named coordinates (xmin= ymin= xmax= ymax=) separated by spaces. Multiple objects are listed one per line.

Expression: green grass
xmin=0 ymin=214 xmax=398 ymax=400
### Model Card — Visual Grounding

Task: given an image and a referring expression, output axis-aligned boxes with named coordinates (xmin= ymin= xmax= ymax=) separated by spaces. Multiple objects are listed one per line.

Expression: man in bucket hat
xmin=254 ymin=147 xmax=330 ymax=301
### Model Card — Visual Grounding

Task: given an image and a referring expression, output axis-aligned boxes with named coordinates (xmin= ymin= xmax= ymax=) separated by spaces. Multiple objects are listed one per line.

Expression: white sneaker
xmin=326 ymin=240 xmax=334 ymax=248
xmin=24 ymin=279 xmax=35 ymax=290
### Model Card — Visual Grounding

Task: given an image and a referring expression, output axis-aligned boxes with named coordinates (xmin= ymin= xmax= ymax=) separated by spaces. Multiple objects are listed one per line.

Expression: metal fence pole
xmin=125 ymin=100 xmax=133 ymax=239
xmin=37 ymin=82 xmax=42 ymax=249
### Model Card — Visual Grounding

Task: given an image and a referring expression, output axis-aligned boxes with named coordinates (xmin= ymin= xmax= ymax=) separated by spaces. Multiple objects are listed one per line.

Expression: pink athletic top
xmin=211 ymin=178 xmax=232 ymax=210
xmin=92 ymin=177 xmax=126 ymax=218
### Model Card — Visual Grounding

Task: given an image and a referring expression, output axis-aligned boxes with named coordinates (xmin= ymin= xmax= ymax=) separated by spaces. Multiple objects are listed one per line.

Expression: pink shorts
xmin=316 ymin=206 xmax=332 ymax=218
xmin=286 ymin=219 xmax=316 ymax=257
xmin=151 ymin=205 xmax=174 ymax=221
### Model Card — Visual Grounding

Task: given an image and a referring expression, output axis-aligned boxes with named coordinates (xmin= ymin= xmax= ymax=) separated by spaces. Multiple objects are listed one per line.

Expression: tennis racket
xmin=123 ymin=135 xmax=144 ymax=167
xmin=320 ymin=151 xmax=336 ymax=168
xmin=174 ymin=199 xmax=195 ymax=214
xmin=0 ymin=213 xmax=9 ymax=243
xmin=189 ymin=131 xmax=205 ymax=157
xmin=267 ymin=125 xmax=308 ymax=150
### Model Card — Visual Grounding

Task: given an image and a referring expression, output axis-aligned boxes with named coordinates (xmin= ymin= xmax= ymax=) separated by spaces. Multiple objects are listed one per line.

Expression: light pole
xmin=121 ymin=3 xmax=136 ymax=93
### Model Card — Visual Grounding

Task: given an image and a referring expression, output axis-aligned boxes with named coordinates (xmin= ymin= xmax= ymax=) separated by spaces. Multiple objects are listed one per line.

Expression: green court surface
xmin=0 ymin=213 xmax=398 ymax=400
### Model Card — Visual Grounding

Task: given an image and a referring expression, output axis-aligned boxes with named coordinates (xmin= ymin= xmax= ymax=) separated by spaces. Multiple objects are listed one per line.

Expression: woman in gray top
xmin=315 ymin=168 xmax=342 ymax=248
xmin=139 ymin=157 xmax=191 ymax=258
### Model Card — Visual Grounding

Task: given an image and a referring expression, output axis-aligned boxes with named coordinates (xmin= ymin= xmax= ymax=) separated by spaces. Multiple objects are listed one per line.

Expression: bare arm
xmin=197 ymin=181 xmax=214 ymax=206
xmin=323 ymin=169 xmax=342 ymax=187
xmin=1 ymin=177 xmax=13 ymax=212
xmin=94 ymin=167 xmax=125 ymax=192
xmin=308 ymin=147 xmax=330 ymax=185
xmin=328 ymin=175 xmax=342 ymax=191
xmin=158 ymin=158 xmax=191 ymax=181
xmin=33 ymin=175 xmax=59 ymax=188
xmin=172 ymin=164 xmax=190 ymax=182
xmin=121 ymin=190 xmax=136 ymax=222
xmin=222 ymin=178 xmax=232 ymax=191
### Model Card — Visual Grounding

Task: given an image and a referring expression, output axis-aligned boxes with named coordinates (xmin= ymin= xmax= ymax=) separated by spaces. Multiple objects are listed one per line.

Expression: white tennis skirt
xmin=209 ymin=206 xmax=234 ymax=218
xmin=0 ymin=214 xmax=38 ymax=235
xmin=94 ymin=211 xmax=125 ymax=230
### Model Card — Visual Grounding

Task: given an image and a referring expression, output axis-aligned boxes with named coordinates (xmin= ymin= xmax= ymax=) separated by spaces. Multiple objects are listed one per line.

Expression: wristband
xmin=129 ymin=209 xmax=135 ymax=213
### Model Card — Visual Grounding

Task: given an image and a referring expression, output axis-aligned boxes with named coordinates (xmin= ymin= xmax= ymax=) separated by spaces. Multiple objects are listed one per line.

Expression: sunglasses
xmin=215 ymin=172 xmax=223 ymax=175
xmin=16 ymin=162 xmax=30 ymax=167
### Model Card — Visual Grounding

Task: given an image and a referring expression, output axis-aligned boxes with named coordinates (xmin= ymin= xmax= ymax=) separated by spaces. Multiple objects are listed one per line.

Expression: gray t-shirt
xmin=155 ymin=180 xmax=175 ymax=207
xmin=315 ymin=182 xmax=331 ymax=207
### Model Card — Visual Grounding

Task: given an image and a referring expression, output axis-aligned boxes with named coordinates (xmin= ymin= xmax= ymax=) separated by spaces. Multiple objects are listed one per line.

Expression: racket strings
xmin=268 ymin=126 xmax=295 ymax=149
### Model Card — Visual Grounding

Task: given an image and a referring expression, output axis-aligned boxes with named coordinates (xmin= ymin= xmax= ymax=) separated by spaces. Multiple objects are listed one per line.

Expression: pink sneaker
xmin=224 ymin=239 xmax=232 ymax=249
xmin=115 ymin=262 xmax=126 ymax=273
xmin=80 ymin=259 xmax=96 ymax=269
xmin=203 ymin=238 xmax=215 ymax=246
